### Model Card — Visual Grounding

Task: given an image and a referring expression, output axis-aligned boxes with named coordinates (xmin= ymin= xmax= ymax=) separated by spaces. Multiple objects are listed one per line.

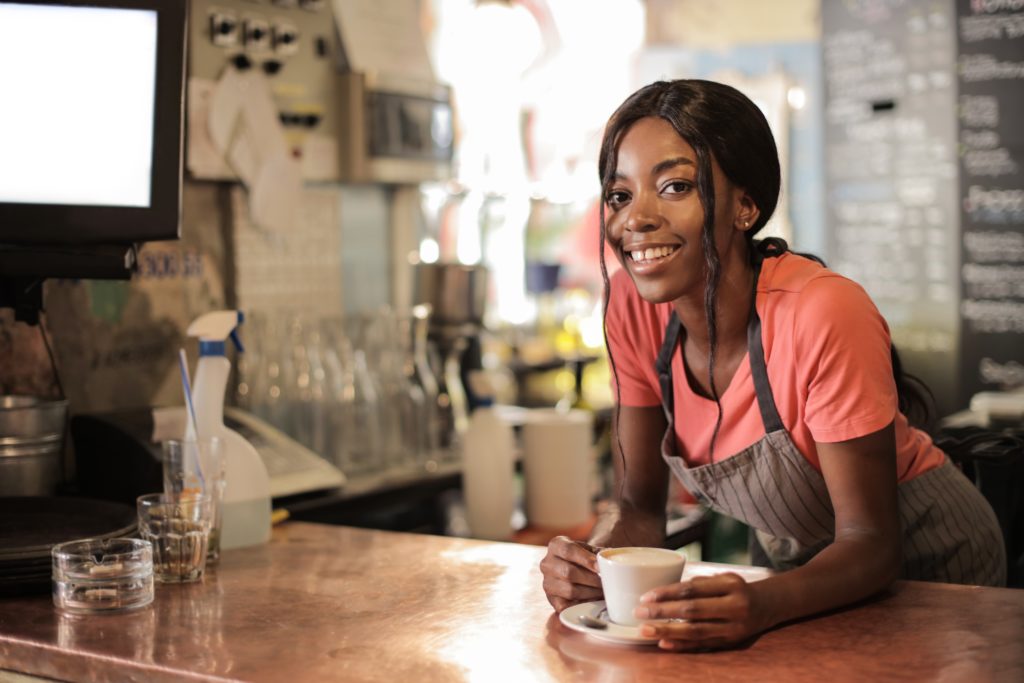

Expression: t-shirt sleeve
xmin=794 ymin=275 xmax=898 ymax=443
xmin=605 ymin=271 xmax=662 ymax=407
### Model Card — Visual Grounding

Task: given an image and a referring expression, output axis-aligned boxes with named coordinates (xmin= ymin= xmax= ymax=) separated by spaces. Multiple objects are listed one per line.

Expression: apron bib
xmin=655 ymin=242 xmax=1006 ymax=585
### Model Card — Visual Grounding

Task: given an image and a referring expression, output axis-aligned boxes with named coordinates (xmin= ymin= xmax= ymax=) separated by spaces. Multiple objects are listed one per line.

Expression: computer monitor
xmin=0 ymin=0 xmax=186 ymax=246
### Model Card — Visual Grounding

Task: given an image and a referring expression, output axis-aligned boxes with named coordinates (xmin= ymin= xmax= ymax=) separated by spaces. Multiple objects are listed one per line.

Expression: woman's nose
xmin=623 ymin=195 xmax=659 ymax=233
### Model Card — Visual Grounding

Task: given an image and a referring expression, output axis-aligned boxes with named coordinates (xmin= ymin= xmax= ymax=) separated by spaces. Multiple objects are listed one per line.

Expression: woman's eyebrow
xmin=652 ymin=156 xmax=695 ymax=175
xmin=611 ymin=156 xmax=695 ymax=182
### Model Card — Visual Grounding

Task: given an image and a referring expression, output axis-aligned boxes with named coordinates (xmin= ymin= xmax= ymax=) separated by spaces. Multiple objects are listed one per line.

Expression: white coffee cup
xmin=597 ymin=547 xmax=686 ymax=626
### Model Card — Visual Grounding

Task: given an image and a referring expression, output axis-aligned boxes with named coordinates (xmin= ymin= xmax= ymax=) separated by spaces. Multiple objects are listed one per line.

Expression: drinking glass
xmin=136 ymin=493 xmax=213 ymax=584
xmin=161 ymin=438 xmax=225 ymax=564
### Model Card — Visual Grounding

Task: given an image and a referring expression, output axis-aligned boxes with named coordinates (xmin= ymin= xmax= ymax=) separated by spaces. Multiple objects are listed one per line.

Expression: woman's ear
xmin=734 ymin=192 xmax=760 ymax=233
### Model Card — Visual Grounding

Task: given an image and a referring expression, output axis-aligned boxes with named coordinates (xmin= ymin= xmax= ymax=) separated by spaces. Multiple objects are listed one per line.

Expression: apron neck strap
xmin=655 ymin=310 xmax=683 ymax=419
xmin=746 ymin=247 xmax=785 ymax=433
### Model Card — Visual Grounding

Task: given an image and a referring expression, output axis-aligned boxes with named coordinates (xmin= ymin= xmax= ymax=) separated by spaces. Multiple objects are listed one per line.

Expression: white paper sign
xmin=331 ymin=0 xmax=435 ymax=79
xmin=206 ymin=66 xmax=302 ymax=234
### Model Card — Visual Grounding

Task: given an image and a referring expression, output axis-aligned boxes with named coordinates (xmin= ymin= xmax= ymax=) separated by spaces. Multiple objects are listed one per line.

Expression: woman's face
xmin=603 ymin=116 xmax=750 ymax=305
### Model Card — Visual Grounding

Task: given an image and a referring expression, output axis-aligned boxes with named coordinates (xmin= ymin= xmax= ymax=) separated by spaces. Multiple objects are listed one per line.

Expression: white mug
xmin=597 ymin=547 xmax=686 ymax=626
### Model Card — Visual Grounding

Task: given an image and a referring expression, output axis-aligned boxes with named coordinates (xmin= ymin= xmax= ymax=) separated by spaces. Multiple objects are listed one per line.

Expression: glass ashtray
xmin=52 ymin=538 xmax=154 ymax=615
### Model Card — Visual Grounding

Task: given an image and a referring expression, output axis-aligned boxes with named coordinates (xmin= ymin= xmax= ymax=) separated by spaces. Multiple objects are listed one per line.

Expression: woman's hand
xmin=634 ymin=573 xmax=773 ymax=651
xmin=540 ymin=536 xmax=604 ymax=613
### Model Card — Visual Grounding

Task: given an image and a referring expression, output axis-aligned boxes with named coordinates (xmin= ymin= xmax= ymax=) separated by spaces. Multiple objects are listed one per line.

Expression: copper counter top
xmin=1 ymin=522 xmax=1023 ymax=682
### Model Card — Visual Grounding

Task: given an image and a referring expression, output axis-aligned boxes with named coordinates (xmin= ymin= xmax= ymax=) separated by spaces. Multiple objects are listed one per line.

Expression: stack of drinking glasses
xmin=239 ymin=307 xmax=450 ymax=478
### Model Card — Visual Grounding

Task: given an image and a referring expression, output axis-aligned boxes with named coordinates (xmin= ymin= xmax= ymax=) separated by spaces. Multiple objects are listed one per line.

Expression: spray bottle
xmin=187 ymin=310 xmax=272 ymax=549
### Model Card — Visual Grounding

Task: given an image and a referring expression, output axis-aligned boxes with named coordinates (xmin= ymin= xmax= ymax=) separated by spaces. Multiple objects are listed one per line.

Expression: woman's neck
xmin=672 ymin=247 xmax=756 ymax=353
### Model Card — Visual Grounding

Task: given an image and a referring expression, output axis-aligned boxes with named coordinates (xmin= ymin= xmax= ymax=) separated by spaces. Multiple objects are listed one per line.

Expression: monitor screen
xmin=0 ymin=0 xmax=185 ymax=246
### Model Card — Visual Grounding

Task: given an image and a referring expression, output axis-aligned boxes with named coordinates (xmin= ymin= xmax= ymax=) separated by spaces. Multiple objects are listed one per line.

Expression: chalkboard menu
xmin=823 ymin=1 xmax=961 ymax=415
xmin=956 ymin=0 xmax=1024 ymax=404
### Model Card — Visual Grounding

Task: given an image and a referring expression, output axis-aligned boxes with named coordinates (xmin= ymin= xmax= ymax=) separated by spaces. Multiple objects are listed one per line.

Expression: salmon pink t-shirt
xmin=605 ymin=252 xmax=945 ymax=482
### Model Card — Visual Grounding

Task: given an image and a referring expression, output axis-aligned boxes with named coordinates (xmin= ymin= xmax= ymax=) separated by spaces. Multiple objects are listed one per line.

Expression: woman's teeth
xmin=630 ymin=246 xmax=676 ymax=264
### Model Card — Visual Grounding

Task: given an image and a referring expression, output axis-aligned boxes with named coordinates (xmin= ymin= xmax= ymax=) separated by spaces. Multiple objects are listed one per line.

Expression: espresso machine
xmin=412 ymin=262 xmax=489 ymax=449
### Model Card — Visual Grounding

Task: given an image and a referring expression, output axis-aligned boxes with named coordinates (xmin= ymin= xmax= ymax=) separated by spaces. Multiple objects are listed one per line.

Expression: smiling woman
xmin=538 ymin=79 xmax=1007 ymax=653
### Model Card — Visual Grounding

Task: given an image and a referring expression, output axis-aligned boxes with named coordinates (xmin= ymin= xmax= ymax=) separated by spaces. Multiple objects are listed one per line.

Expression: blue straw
xmin=178 ymin=348 xmax=205 ymax=490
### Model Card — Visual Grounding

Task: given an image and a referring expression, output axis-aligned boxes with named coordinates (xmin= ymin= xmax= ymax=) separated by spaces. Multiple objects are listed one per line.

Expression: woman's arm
xmin=589 ymin=404 xmax=672 ymax=548
xmin=540 ymin=403 xmax=670 ymax=612
xmin=754 ymin=421 xmax=902 ymax=625
xmin=636 ymin=421 xmax=902 ymax=650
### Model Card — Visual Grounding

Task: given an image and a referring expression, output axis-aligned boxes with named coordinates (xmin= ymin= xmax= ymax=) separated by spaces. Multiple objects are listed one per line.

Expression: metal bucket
xmin=0 ymin=395 xmax=68 ymax=496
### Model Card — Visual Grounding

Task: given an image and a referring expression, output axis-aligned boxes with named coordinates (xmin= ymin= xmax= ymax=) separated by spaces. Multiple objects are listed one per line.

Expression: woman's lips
xmin=625 ymin=245 xmax=680 ymax=275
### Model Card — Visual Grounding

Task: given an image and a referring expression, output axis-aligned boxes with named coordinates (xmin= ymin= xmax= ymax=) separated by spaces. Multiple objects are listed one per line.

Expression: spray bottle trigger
xmin=229 ymin=329 xmax=245 ymax=353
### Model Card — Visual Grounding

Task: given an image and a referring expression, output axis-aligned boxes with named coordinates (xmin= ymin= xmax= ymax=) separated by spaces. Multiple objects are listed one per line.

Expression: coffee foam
xmin=600 ymin=547 xmax=682 ymax=567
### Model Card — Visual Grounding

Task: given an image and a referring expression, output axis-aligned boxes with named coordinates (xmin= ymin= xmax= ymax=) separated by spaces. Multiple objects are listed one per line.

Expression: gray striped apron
xmin=656 ymin=250 xmax=1006 ymax=586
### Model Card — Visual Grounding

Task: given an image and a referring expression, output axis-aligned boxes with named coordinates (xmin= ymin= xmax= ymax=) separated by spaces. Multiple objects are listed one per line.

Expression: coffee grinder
xmin=412 ymin=262 xmax=490 ymax=451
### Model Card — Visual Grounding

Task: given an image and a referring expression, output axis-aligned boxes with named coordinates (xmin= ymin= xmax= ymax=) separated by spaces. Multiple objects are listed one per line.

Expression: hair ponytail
xmin=891 ymin=345 xmax=936 ymax=433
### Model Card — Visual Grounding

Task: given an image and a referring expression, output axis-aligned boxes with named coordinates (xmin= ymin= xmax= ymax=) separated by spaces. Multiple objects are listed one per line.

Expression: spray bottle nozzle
xmin=188 ymin=310 xmax=246 ymax=358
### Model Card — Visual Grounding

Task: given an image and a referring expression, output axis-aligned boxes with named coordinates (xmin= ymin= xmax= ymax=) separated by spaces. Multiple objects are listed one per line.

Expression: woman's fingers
xmin=636 ymin=574 xmax=751 ymax=622
xmin=657 ymin=636 xmax=732 ymax=652
xmin=540 ymin=536 xmax=602 ymax=588
xmin=640 ymin=573 xmax=745 ymax=603
xmin=631 ymin=573 xmax=761 ymax=650
xmin=543 ymin=574 xmax=604 ymax=606
xmin=635 ymin=594 xmax=740 ymax=622
xmin=540 ymin=536 xmax=604 ymax=611
xmin=640 ymin=618 xmax=741 ymax=644
xmin=549 ymin=596 xmax=572 ymax=613
xmin=552 ymin=536 xmax=600 ymax=573
xmin=550 ymin=554 xmax=603 ymax=587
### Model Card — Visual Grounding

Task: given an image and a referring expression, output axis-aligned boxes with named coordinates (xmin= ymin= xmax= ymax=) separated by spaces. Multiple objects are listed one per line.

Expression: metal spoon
xmin=578 ymin=613 xmax=608 ymax=630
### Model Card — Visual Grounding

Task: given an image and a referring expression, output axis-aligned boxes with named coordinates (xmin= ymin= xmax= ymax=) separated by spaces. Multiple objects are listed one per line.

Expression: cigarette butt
xmin=85 ymin=588 xmax=119 ymax=601
xmin=88 ymin=562 xmax=125 ymax=576
xmin=271 ymin=508 xmax=290 ymax=525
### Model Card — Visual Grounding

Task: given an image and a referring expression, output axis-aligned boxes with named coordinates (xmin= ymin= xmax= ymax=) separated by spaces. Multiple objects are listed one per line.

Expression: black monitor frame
xmin=0 ymin=0 xmax=186 ymax=246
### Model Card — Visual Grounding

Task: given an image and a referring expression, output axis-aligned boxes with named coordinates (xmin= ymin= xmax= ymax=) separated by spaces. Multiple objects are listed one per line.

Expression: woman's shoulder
xmin=760 ymin=251 xmax=836 ymax=290
xmin=759 ymin=252 xmax=884 ymax=339
xmin=761 ymin=252 xmax=872 ymax=304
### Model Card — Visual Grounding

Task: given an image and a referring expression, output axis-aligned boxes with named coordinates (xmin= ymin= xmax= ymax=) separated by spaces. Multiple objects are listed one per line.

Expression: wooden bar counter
xmin=1 ymin=522 xmax=1023 ymax=682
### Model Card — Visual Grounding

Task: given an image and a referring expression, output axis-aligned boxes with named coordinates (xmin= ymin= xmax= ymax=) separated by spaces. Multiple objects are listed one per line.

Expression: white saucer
xmin=559 ymin=601 xmax=660 ymax=646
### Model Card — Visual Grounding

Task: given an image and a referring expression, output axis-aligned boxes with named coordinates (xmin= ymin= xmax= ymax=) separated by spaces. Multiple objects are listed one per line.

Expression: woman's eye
xmin=605 ymin=190 xmax=630 ymax=208
xmin=662 ymin=180 xmax=692 ymax=195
